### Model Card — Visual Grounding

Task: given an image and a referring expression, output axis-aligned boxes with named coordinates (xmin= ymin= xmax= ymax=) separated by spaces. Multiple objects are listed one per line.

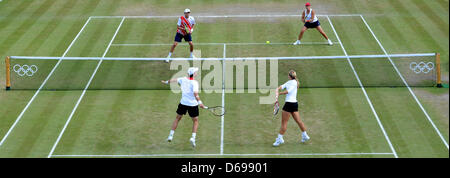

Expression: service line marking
xmin=0 ymin=17 xmax=93 ymax=147
xmin=327 ymin=16 xmax=398 ymax=158
xmin=360 ymin=15 xmax=448 ymax=149
xmin=47 ymin=17 xmax=126 ymax=158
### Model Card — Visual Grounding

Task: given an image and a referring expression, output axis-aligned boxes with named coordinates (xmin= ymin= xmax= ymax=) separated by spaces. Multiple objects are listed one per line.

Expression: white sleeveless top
xmin=304 ymin=9 xmax=318 ymax=22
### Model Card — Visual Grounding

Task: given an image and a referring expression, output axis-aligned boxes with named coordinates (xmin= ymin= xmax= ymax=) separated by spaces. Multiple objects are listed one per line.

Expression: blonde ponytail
xmin=289 ymin=70 xmax=300 ymax=88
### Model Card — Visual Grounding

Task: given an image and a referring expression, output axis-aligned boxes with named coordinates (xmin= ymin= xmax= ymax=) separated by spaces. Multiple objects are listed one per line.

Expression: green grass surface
xmin=0 ymin=0 xmax=448 ymax=158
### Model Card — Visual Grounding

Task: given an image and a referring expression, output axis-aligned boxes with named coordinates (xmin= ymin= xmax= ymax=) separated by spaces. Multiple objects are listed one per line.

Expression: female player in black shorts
xmin=273 ymin=70 xmax=310 ymax=147
xmin=293 ymin=3 xmax=332 ymax=45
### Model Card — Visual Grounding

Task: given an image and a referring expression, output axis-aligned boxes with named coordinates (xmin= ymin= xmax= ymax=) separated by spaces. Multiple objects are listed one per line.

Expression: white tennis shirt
xmin=178 ymin=77 xmax=199 ymax=106
xmin=281 ymin=80 xmax=298 ymax=103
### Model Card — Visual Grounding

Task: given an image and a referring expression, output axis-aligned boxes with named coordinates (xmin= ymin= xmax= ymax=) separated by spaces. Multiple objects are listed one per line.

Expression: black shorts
xmin=174 ymin=32 xmax=192 ymax=42
xmin=304 ymin=20 xmax=320 ymax=28
xmin=282 ymin=102 xmax=298 ymax=112
xmin=176 ymin=103 xmax=199 ymax=117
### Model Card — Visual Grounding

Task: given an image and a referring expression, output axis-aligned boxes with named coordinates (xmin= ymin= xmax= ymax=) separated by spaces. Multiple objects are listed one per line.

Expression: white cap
xmin=187 ymin=67 xmax=198 ymax=75
xmin=184 ymin=8 xmax=191 ymax=13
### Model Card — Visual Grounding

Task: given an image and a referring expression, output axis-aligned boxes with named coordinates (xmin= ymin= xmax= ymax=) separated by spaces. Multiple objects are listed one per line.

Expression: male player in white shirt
xmin=166 ymin=8 xmax=196 ymax=62
xmin=293 ymin=2 xmax=332 ymax=45
xmin=273 ymin=70 xmax=310 ymax=147
xmin=161 ymin=67 xmax=205 ymax=147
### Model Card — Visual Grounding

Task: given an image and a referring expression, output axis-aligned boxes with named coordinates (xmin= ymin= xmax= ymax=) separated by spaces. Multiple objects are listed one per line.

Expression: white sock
xmin=277 ymin=134 xmax=283 ymax=139
xmin=169 ymin=130 xmax=174 ymax=136
xmin=190 ymin=52 xmax=194 ymax=57
xmin=168 ymin=52 xmax=172 ymax=57
xmin=192 ymin=133 xmax=196 ymax=139
xmin=302 ymin=131 xmax=308 ymax=137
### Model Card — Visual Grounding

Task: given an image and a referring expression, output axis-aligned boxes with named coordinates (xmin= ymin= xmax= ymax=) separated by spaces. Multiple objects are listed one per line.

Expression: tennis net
xmin=5 ymin=53 xmax=442 ymax=90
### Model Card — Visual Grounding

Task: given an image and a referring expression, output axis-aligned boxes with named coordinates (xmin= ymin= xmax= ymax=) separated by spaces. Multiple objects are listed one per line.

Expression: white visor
xmin=184 ymin=8 xmax=191 ymax=13
xmin=187 ymin=67 xmax=198 ymax=75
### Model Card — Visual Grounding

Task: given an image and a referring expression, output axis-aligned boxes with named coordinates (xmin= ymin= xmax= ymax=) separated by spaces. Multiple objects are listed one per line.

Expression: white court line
xmin=327 ymin=16 xmax=398 ymax=158
xmin=0 ymin=17 xmax=93 ymax=147
xmin=359 ymin=15 xmax=449 ymax=149
xmin=47 ymin=17 xmax=126 ymax=158
xmin=50 ymin=152 xmax=394 ymax=157
xmin=110 ymin=42 xmax=339 ymax=46
xmin=90 ymin=14 xmax=363 ymax=19
xmin=220 ymin=44 xmax=226 ymax=155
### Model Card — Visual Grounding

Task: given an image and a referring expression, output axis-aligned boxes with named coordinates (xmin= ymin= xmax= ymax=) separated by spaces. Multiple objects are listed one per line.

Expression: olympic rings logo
xmin=13 ymin=64 xmax=38 ymax=76
xmin=410 ymin=62 xmax=434 ymax=74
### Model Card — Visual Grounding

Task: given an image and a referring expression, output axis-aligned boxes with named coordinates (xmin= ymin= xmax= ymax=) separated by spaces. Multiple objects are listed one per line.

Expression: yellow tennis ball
xmin=266 ymin=41 xmax=270 ymax=44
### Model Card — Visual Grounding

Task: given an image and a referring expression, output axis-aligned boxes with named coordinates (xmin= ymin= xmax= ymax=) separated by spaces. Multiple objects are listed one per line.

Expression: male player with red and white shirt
xmin=166 ymin=8 xmax=196 ymax=62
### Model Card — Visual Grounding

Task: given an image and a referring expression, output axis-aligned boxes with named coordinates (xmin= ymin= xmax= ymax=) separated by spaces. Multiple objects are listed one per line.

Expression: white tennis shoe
xmin=167 ymin=135 xmax=173 ymax=142
xmin=165 ymin=56 xmax=170 ymax=63
xmin=301 ymin=135 xmax=310 ymax=143
xmin=293 ymin=40 xmax=301 ymax=45
xmin=190 ymin=138 xmax=196 ymax=147
xmin=273 ymin=137 xmax=284 ymax=147
xmin=327 ymin=39 xmax=333 ymax=46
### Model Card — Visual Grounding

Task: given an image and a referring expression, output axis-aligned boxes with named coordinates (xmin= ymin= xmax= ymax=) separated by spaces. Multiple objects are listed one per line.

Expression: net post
xmin=436 ymin=53 xmax=442 ymax=88
xmin=5 ymin=56 xmax=11 ymax=90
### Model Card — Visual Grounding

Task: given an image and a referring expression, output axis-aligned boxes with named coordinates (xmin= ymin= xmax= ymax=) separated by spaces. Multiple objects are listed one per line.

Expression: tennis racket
xmin=184 ymin=25 xmax=190 ymax=34
xmin=273 ymin=101 xmax=280 ymax=119
xmin=204 ymin=106 xmax=225 ymax=117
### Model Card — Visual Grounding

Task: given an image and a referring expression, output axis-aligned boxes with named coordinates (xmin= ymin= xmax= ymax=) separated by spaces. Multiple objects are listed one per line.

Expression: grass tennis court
xmin=0 ymin=0 xmax=448 ymax=158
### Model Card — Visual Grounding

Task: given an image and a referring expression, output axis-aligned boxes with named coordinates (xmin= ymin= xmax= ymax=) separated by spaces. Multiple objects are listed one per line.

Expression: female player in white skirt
xmin=273 ymin=70 xmax=310 ymax=147
xmin=293 ymin=2 xmax=332 ymax=46
xmin=161 ymin=67 xmax=205 ymax=147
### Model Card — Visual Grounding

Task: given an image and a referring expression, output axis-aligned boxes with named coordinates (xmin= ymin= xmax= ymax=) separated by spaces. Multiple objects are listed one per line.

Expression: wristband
xmin=198 ymin=100 xmax=202 ymax=105
xmin=164 ymin=80 xmax=169 ymax=84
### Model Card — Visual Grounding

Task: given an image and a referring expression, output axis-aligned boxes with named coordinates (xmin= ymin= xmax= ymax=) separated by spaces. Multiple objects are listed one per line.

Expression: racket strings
xmin=273 ymin=103 xmax=280 ymax=115
xmin=208 ymin=106 xmax=225 ymax=116
xmin=273 ymin=103 xmax=280 ymax=119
